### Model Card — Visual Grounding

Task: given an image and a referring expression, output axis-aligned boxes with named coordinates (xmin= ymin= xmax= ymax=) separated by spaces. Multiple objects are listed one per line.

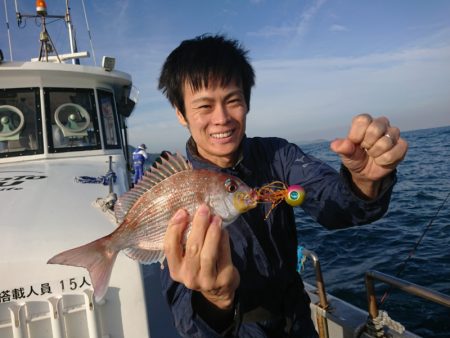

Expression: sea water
xmin=297 ymin=125 xmax=450 ymax=338
xmin=144 ymin=126 xmax=450 ymax=338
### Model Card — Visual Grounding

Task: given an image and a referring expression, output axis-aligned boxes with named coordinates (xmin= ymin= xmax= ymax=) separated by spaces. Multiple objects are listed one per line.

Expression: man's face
xmin=176 ymin=81 xmax=248 ymax=168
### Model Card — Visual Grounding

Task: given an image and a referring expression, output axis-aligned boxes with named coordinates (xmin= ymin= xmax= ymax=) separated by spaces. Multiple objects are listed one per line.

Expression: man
xmin=158 ymin=34 xmax=408 ymax=337
xmin=132 ymin=143 xmax=148 ymax=184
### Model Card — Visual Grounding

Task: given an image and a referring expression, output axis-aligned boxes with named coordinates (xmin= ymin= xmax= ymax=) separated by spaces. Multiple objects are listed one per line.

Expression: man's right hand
xmin=164 ymin=204 xmax=240 ymax=311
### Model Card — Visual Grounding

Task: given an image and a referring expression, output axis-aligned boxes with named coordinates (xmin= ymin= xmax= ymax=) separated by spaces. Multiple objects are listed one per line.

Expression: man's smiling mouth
xmin=211 ymin=130 xmax=234 ymax=139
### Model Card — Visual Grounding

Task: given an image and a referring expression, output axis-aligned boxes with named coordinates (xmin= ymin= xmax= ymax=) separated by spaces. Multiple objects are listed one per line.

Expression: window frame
xmin=97 ymin=89 xmax=122 ymax=150
xmin=44 ymin=88 xmax=101 ymax=153
xmin=0 ymin=87 xmax=43 ymax=158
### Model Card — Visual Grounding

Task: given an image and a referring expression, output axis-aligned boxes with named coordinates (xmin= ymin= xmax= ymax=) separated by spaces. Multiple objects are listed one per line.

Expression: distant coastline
xmin=296 ymin=138 xmax=329 ymax=146
xmin=130 ymin=125 xmax=450 ymax=166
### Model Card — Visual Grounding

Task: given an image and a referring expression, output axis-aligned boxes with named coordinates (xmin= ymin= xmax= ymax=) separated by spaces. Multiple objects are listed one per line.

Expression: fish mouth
xmin=233 ymin=190 xmax=258 ymax=213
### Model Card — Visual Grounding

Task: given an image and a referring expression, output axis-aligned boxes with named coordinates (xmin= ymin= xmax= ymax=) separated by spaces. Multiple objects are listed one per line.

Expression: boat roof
xmin=0 ymin=60 xmax=132 ymax=90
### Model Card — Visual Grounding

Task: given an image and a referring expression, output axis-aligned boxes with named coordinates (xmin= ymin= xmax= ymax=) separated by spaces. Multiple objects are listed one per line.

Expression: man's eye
xmin=228 ymin=98 xmax=243 ymax=106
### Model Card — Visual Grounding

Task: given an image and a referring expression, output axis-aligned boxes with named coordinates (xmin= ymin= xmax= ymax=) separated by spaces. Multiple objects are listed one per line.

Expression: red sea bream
xmin=48 ymin=153 xmax=257 ymax=301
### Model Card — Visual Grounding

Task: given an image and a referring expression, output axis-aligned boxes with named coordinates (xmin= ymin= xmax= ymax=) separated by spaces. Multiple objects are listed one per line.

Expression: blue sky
xmin=2 ymin=0 xmax=450 ymax=152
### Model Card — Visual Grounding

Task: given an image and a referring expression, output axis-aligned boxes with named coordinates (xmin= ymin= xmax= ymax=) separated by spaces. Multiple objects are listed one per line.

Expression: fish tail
xmin=47 ymin=236 xmax=118 ymax=302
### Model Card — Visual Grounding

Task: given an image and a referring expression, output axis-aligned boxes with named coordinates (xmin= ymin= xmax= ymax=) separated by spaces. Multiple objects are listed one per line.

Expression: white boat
xmin=0 ymin=1 xmax=149 ymax=337
xmin=1 ymin=2 xmax=449 ymax=338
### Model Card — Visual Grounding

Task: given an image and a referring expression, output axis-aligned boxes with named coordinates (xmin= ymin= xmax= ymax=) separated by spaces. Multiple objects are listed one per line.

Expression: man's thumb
xmin=330 ymin=138 xmax=357 ymax=158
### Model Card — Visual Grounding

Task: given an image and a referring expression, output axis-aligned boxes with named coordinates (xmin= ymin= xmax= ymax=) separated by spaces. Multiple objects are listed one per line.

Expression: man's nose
xmin=211 ymin=104 xmax=230 ymax=124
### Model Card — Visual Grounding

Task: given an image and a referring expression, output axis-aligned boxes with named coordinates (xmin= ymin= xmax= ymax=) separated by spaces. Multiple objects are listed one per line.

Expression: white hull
xmin=1 ymin=55 xmax=150 ymax=337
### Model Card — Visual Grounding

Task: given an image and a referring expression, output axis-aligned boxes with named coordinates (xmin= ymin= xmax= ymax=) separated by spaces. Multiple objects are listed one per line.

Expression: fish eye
xmin=224 ymin=178 xmax=238 ymax=193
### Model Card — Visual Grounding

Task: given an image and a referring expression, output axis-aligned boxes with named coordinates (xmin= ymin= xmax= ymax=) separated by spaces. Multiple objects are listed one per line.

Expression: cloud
xmin=295 ymin=0 xmax=326 ymax=39
xmin=254 ymin=45 xmax=450 ymax=70
xmin=329 ymin=24 xmax=348 ymax=32
xmin=126 ymin=41 xmax=450 ymax=152
xmin=245 ymin=43 xmax=450 ymax=141
xmin=248 ymin=25 xmax=295 ymax=37
xmin=248 ymin=0 xmax=326 ymax=39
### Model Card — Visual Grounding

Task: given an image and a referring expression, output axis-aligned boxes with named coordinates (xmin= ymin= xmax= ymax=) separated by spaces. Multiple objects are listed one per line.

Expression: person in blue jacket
xmin=157 ymin=35 xmax=408 ymax=337
xmin=132 ymin=143 xmax=148 ymax=184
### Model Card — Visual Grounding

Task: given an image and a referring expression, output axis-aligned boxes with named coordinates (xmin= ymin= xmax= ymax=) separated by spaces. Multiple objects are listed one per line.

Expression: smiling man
xmin=175 ymin=82 xmax=247 ymax=168
xmin=157 ymin=34 xmax=408 ymax=337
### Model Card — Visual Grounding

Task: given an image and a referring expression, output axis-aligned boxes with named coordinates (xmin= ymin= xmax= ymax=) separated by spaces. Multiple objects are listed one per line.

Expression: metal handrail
xmin=365 ymin=270 xmax=450 ymax=319
xmin=303 ymin=249 xmax=329 ymax=310
xmin=303 ymin=249 xmax=329 ymax=338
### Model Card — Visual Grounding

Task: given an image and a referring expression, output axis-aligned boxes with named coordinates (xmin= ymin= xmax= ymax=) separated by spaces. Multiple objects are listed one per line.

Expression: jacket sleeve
xmin=160 ymin=266 xmax=229 ymax=338
xmin=281 ymin=141 xmax=397 ymax=229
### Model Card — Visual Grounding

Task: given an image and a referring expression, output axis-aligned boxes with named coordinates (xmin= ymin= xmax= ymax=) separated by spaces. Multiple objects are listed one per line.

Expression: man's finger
xmin=373 ymin=138 xmax=408 ymax=168
xmin=198 ymin=215 xmax=222 ymax=290
xmin=347 ymin=114 xmax=373 ymax=144
xmin=366 ymin=127 xmax=400 ymax=158
xmin=182 ymin=204 xmax=210 ymax=286
xmin=185 ymin=204 xmax=210 ymax=258
xmin=164 ymin=208 xmax=189 ymax=280
xmin=330 ymin=138 xmax=357 ymax=158
xmin=359 ymin=116 xmax=390 ymax=150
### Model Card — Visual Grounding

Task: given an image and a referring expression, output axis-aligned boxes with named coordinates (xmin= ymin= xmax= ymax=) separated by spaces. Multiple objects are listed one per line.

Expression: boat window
xmin=0 ymin=88 xmax=43 ymax=158
xmin=45 ymin=88 xmax=101 ymax=152
xmin=98 ymin=90 xmax=121 ymax=148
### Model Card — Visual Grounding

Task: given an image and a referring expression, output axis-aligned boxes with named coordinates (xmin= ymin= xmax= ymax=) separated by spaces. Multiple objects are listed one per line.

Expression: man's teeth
xmin=211 ymin=131 xmax=233 ymax=139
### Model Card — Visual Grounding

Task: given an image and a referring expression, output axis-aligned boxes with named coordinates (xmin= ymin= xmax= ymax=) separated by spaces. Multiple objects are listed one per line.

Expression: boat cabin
xmin=0 ymin=61 xmax=135 ymax=165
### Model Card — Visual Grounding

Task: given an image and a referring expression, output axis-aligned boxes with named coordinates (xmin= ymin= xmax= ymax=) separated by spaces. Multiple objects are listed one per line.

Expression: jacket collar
xmin=185 ymin=136 xmax=253 ymax=179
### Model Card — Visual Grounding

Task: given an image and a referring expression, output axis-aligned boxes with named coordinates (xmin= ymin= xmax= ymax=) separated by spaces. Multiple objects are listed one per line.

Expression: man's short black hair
xmin=158 ymin=34 xmax=255 ymax=116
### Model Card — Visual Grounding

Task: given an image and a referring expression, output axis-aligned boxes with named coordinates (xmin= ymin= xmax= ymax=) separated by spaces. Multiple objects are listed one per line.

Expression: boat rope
xmin=74 ymin=171 xmax=116 ymax=186
xmin=380 ymin=191 xmax=450 ymax=306
xmin=81 ymin=0 xmax=97 ymax=66
xmin=365 ymin=310 xmax=405 ymax=337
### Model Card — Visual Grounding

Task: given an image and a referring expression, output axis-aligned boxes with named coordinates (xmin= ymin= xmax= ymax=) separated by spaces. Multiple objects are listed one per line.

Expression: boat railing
xmin=301 ymin=252 xmax=450 ymax=338
xmin=302 ymin=248 xmax=330 ymax=338
xmin=364 ymin=270 xmax=450 ymax=337
xmin=365 ymin=270 xmax=450 ymax=318
xmin=302 ymin=248 xmax=329 ymax=309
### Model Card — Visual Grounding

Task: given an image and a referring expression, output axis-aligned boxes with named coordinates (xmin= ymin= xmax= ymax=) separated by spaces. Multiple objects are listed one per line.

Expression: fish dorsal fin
xmin=114 ymin=153 xmax=192 ymax=223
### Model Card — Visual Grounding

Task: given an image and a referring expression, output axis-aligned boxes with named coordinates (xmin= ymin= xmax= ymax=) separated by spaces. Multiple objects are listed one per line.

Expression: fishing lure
xmin=256 ymin=181 xmax=306 ymax=219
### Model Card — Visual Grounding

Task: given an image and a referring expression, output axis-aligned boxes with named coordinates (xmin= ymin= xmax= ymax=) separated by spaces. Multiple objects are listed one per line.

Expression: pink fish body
xmin=48 ymin=153 xmax=257 ymax=301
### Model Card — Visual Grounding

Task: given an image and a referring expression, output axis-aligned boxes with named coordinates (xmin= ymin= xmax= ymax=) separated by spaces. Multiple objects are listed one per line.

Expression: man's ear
xmin=176 ymin=109 xmax=188 ymax=127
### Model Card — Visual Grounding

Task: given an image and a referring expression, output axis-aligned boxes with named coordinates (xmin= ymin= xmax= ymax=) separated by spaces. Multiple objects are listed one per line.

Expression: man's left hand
xmin=330 ymin=114 xmax=408 ymax=198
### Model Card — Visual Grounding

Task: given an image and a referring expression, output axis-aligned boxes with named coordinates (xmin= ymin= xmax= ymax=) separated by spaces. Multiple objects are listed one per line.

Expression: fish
xmin=47 ymin=153 xmax=257 ymax=301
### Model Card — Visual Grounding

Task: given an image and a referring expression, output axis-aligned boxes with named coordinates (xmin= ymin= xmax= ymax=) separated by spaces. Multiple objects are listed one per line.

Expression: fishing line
xmin=81 ymin=0 xmax=97 ymax=66
xmin=379 ymin=191 xmax=450 ymax=306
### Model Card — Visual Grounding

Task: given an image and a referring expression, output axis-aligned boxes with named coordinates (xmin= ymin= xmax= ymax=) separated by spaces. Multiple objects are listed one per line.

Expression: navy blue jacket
xmin=161 ymin=136 xmax=396 ymax=337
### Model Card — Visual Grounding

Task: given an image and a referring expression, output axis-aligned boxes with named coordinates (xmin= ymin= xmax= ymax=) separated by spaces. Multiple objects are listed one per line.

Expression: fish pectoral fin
xmin=123 ymin=247 xmax=165 ymax=265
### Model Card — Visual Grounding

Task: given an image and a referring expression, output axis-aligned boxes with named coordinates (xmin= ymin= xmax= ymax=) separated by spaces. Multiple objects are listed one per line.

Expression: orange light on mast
xmin=36 ymin=0 xmax=47 ymax=16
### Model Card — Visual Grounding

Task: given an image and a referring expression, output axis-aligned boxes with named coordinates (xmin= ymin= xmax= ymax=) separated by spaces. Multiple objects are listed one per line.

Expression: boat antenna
xmin=3 ymin=0 xmax=14 ymax=60
xmin=36 ymin=0 xmax=61 ymax=62
xmin=14 ymin=0 xmax=65 ymax=62
xmin=13 ymin=0 xmax=90 ymax=63
xmin=81 ymin=0 xmax=96 ymax=66
xmin=379 ymin=191 xmax=450 ymax=306
xmin=64 ymin=0 xmax=78 ymax=64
